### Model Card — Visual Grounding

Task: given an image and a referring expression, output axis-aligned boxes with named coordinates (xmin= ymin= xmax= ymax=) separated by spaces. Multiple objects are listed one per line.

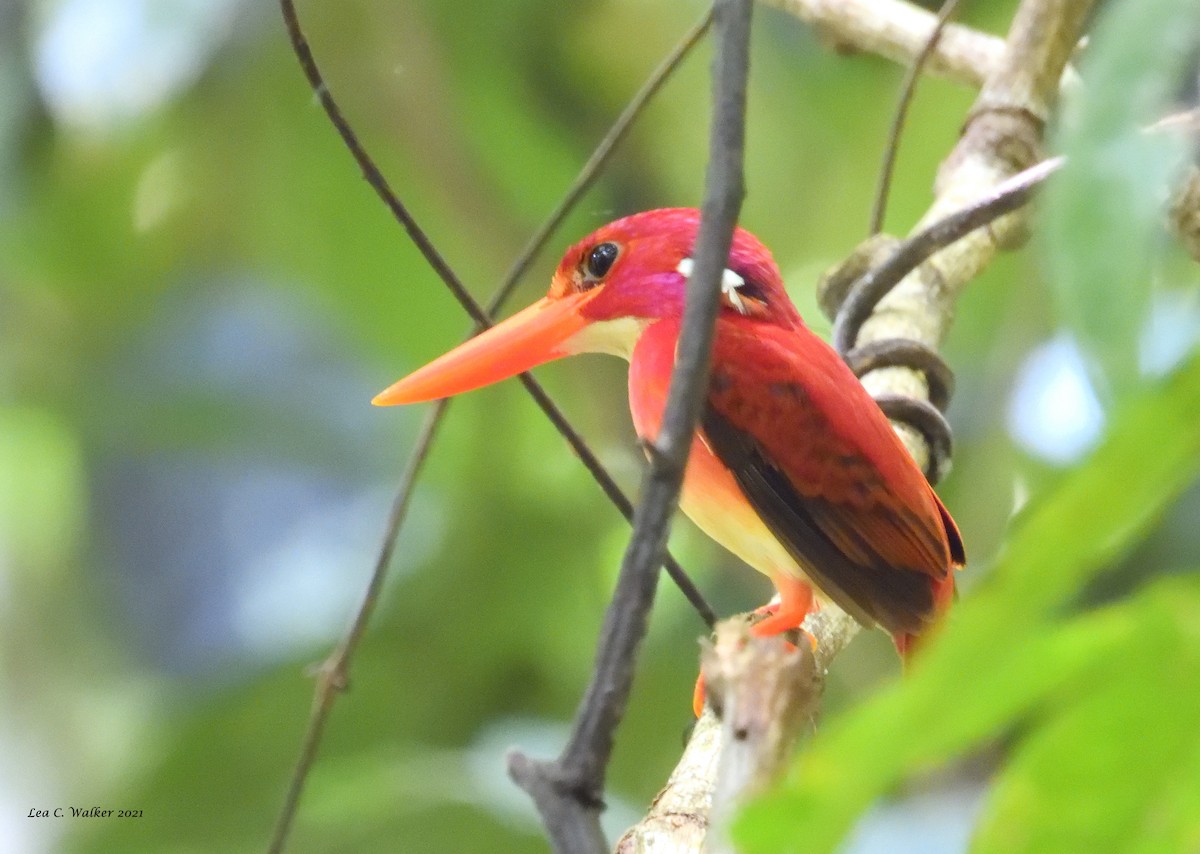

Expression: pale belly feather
xmin=674 ymin=432 xmax=808 ymax=587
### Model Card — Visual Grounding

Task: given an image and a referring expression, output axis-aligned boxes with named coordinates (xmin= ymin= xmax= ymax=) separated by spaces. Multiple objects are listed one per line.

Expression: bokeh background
xmin=2 ymin=0 xmax=1198 ymax=852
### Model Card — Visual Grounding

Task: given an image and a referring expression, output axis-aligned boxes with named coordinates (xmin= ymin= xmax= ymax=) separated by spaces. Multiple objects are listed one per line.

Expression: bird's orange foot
xmin=692 ymin=672 xmax=708 ymax=719
xmin=747 ymin=598 xmax=819 ymax=649
xmin=744 ymin=594 xmax=820 ymax=642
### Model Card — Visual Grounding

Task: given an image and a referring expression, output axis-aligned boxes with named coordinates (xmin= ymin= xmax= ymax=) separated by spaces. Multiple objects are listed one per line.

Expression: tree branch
xmin=764 ymin=0 xmax=1004 ymax=88
xmin=824 ymin=0 xmax=1092 ymax=473
xmin=616 ymin=610 xmax=860 ymax=853
xmin=508 ymin=0 xmax=753 ymax=849
xmin=833 ymin=154 xmax=1065 ymax=356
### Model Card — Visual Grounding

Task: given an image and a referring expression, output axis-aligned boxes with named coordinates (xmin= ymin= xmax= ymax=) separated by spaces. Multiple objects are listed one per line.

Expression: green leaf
xmin=733 ymin=607 xmax=1135 ymax=854
xmin=1043 ymin=0 xmax=1200 ymax=395
xmin=973 ymin=579 xmax=1200 ymax=854
xmin=732 ymin=350 xmax=1200 ymax=854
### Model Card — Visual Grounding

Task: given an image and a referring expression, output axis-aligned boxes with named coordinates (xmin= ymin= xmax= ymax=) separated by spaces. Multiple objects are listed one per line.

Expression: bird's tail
xmin=893 ymin=570 xmax=956 ymax=665
xmin=896 ymin=488 xmax=964 ymax=664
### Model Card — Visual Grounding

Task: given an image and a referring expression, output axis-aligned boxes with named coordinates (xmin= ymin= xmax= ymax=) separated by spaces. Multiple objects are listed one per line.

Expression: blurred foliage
xmin=1043 ymin=0 xmax=1198 ymax=397
xmin=0 ymin=0 xmax=1196 ymax=853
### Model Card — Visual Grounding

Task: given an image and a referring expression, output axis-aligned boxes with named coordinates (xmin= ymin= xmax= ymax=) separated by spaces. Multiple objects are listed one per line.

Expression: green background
xmin=2 ymin=0 xmax=1198 ymax=851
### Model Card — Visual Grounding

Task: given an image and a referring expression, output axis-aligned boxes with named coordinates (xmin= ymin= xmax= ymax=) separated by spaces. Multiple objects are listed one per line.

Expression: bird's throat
xmin=561 ymin=316 xmax=650 ymax=361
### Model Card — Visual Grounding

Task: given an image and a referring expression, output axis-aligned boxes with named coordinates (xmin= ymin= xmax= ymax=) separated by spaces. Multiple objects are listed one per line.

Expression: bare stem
xmin=869 ymin=0 xmax=963 ymax=236
xmin=508 ymin=0 xmax=754 ymax=849
xmin=835 ymin=154 xmax=1064 ymax=354
xmin=830 ymin=0 xmax=1092 ymax=471
xmin=266 ymin=405 xmax=445 ymax=854
xmin=489 ymin=8 xmax=715 ymax=312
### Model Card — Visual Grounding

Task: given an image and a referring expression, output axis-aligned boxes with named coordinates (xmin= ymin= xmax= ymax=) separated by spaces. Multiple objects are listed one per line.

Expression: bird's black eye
xmin=585 ymin=242 xmax=620 ymax=280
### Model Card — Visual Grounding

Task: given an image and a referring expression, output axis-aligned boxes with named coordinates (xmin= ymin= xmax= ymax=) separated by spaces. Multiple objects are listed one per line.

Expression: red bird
xmin=375 ymin=209 xmax=964 ymax=704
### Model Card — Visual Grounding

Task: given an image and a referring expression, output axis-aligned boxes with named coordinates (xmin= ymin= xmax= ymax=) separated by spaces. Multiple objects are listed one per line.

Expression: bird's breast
xmin=628 ymin=321 xmax=802 ymax=582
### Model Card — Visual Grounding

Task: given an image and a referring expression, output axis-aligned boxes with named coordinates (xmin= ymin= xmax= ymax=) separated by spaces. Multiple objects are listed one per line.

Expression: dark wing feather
xmin=703 ymin=408 xmax=939 ymax=634
xmin=703 ymin=323 xmax=959 ymax=636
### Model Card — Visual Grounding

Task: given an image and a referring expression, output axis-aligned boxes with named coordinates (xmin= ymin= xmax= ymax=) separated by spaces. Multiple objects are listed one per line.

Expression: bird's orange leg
xmin=692 ymin=575 xmax=818 ymax=717
xmin=749 ymin=574 xmax=816 ymax=640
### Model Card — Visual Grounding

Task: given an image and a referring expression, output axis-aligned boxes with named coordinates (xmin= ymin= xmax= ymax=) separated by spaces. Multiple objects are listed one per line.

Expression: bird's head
xmin=374 ymin=208 xmax=802 ymax=405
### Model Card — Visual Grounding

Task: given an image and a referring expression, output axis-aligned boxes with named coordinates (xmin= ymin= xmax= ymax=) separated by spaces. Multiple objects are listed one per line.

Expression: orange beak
xmin=373 ymin=293 xmax=595 ymax=405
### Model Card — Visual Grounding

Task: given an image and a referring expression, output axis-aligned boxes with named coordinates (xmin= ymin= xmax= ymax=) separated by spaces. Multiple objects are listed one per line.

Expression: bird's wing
xmin=702 ymin=322 xmax=963 ymax=635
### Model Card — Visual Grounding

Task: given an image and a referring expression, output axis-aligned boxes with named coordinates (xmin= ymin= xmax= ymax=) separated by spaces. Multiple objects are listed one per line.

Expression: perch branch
xmin=616 ymin=609 xmax=859 ymax=852
xmin=508 ymin=0 xmax=753 ymax=850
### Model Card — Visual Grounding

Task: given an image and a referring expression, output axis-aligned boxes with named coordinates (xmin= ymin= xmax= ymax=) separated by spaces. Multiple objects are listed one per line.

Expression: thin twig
xmin=483 ymin=8 xmax=718 ymax=625
xmin=869 ymin=0 xmax=963 ymax=235
xmin=514 ymin=370 xmax=718 ymax=625
xmin=507 ymin=0 xmax=753 ymax=850
xmin=833 ymin=154 xmax=1063 ymax=354
xmin=269 ymin=4 xmax=717 ymax=852
xmin=267 ymin=405 xmax=445 ymax=854
xmin=489 ymin=7 xmax=715 ymax=311
xmin=281 ymin=0 xmax=713 ymax=622
xmin=281 ymin=0 xmax=480 ymax=323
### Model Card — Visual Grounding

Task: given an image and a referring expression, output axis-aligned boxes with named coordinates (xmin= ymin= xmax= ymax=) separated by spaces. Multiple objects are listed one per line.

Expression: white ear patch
xmin=676 ymin=257 xmax=749 ymax=315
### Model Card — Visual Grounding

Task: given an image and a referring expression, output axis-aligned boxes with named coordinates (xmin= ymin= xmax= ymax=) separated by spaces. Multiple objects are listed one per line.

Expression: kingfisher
xmin=374 ymin=209 xmax=964 ymax=709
